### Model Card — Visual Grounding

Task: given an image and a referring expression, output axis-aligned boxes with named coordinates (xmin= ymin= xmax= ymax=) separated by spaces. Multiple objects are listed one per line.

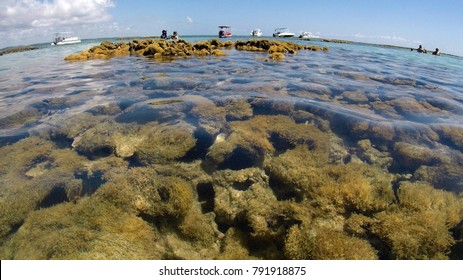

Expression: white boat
xmin=250 ymin=28 xmax=262 ymax=37
xmin=51 ymin=32 xmax=81 ymax=45
xmin=272 ymin=28 xmax=295 ymax=38
xmin=299 ymin=32 xmax=320 ymax=39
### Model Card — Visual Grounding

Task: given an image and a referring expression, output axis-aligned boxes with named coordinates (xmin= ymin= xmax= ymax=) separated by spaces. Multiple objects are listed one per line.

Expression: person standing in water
xmin=432 ymin=48 xmax=440 ymax=56
xmin=161 ymin=30 xmax=167 ymax=39
xmin=417 ymin=45 xmax=427 ymax=53
xmin=171 ymin=31 xmax=179 ymax=40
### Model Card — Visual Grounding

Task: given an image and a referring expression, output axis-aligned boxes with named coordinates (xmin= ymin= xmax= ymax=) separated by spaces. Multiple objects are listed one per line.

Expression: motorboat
xmin=250 ymin=28 xmax=262 ymax=37
xmin=299 ymin=32 xmax=320 ymax=39
xmin=272 ymin=28 xmax=295 ymax=38
xmin=218 ymin=26 xmax=232 ymax=38
xmin=51 ymin=32 xmax=81 ymax=45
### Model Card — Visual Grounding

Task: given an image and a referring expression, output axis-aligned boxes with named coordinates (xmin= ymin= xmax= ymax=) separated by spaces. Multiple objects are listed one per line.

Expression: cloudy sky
xmin=1 ymin=0 xmax=462 ymax=56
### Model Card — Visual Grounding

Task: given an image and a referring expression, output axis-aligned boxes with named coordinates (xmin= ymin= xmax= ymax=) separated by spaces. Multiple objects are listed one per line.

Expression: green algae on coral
xmin=2 ymin=104 xmax=463 ymax=260
xmin=0 ymin=198 xmax=160 ymax=259
xmin=206 ymin=115 xmax=329 ymax=170
xmin=285 ymin=224 xmax=378 ymax=260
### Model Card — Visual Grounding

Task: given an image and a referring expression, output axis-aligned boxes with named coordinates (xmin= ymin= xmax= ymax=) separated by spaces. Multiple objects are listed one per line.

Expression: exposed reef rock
xmin=0 ymin=46 xmax=38 ymax=56
xmin=65 ymin=39 xmax=328 ymax=61
xmin=235 ymin=39 xmax=328 ymax=61
xmin=322 ymin=39 xmax=351 ymax=44
xmin=235 ymin=39 xmax=328 ymax=53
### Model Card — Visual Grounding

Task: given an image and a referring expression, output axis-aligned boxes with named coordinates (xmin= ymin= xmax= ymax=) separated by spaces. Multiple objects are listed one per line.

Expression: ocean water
xmin=1 ymin=36 xmax=463 ymax=260
xmin=2 ymin=37 xmax=463 ymax=140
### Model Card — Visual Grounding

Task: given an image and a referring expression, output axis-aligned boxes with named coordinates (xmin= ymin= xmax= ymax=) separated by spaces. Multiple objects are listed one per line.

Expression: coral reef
xmin=2 ymin=114 xmax=463 ymax=259
xmin=134 ymin=121 xmax=197 ymax=165
xmin=285 ymin=224 xmax=378 ymax=260
xmin=0 ymin=46 xmax=38 ymax=56
xmin=0 ymin=108 xmax=43 ymax=130
xmin=3 ymin=37 xmax=463 ymax=260
xmin=0 ymin=193 xmax=160 ymax=259
xmin=235 ymin=39 xmax=328 ymax=60
xmin=322 ymin=39 xmax=351 ymax=44
xmin=235 ymin=39 xmax=328 ymax=53
xmin=393 ymin=142 xmax=443 ymax=171
xmin=370 ymin=182 xmax=463 ymax=259
xmin=431 ymin=124 xmax=463 ymax=151
xmin=65 ymin=39 xmax=328 ymax=61
xmin=206 ymin=115 xmax=329 ymax=170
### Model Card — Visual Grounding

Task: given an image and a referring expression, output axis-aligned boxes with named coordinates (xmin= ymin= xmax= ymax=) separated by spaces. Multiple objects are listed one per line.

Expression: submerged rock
xmin=0 ymin=137 xmax=90 ymax=242
xmin=370 ymin=182 xmax=463 ymax=259
xmin=414 ymin=163 xmax=463 ymax=193
xmin=134 ymin=121 xmax=196 ymax=165
xmin=0 ymin=108 xmax=43 ymax=130
xmin=206 ymin=115 xmax=329 ymax=170
xmin=432 ymin=124 xmax=463 ymax=152
xmin=285 ymin=224 xmax=378 ymax=260
xmin=355 ymin=139 xmax=392 ymax=170
xmin=0 ymin=46 xmax=38 ymax=56
xmin=392 ymin=142 xmax=444 ymax=171
xmin=0 ymin=190 xmax=160 ymax=259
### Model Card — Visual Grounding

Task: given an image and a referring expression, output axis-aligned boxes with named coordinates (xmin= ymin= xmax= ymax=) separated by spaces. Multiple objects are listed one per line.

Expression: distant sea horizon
xmin=1 ymin=35 xmax=461 ymax=58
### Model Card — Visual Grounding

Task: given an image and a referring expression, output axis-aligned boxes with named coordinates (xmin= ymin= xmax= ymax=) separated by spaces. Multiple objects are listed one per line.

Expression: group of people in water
xmin=159 ymin=30 xmax=441 ymax=56
xmin=161 ymin=30 xmax=179 ymax=40
xmin=413 ymin=45 xmax=440 ymax=56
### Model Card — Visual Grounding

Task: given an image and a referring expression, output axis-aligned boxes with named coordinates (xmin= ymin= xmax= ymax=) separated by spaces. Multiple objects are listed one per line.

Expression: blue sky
xmin=1 ymin=0 xmax=462 ymax=55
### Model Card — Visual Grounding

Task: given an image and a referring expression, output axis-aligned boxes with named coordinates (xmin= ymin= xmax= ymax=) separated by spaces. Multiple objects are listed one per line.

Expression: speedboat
xmin=273 ymin=28 xmax=295 ymax=38
xmin=250 ymin=28 xmax=262 ymax=37
xmin=51 ymin=32 xmax=81 ymax=45
xmin=218 ymin=26 xmax=232 ymax=38
xmin=299 ymin=32 xmax=320 ymax=39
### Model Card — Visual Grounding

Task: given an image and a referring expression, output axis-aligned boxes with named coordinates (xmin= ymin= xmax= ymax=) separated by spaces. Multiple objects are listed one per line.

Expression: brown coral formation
xmin=65 ymin=39 xmax=328 ymax=61
xmin=235 ymin=39 xmax=328 ymax=60
xmin=64 ymin=39 xmax=232 ymax=61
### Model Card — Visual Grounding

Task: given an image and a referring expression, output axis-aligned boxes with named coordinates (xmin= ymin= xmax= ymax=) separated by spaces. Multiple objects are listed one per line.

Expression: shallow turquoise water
xmin=1 ymin=36 xmax=463 ymax=160
xmin=1 ymin=37 xmax=462 ymax=143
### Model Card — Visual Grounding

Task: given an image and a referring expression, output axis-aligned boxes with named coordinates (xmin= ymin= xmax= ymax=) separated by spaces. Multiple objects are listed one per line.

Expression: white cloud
xmin=0 ymin=0 xmax=115 ymax=46
xmin=186 ymin=16 xmax=193 ymax=23
xmin=0 ymin=0 xmax=114 ymax=28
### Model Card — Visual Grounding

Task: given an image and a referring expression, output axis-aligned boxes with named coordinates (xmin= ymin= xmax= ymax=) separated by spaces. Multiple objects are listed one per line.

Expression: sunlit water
xmin=2 ymin=37 xmax=462 ymax=142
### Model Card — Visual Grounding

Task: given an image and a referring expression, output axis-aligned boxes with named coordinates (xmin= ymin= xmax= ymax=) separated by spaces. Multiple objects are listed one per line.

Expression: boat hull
xmin=52 ymin=39 xmax=81 ymax=45
xmin=273 ymin=33 xmax=295 ymax=38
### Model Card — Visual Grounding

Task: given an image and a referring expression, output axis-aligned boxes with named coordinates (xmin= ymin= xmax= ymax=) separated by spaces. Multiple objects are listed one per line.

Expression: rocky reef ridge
xmin=64 ymin=39 xmax=328 ymax=61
